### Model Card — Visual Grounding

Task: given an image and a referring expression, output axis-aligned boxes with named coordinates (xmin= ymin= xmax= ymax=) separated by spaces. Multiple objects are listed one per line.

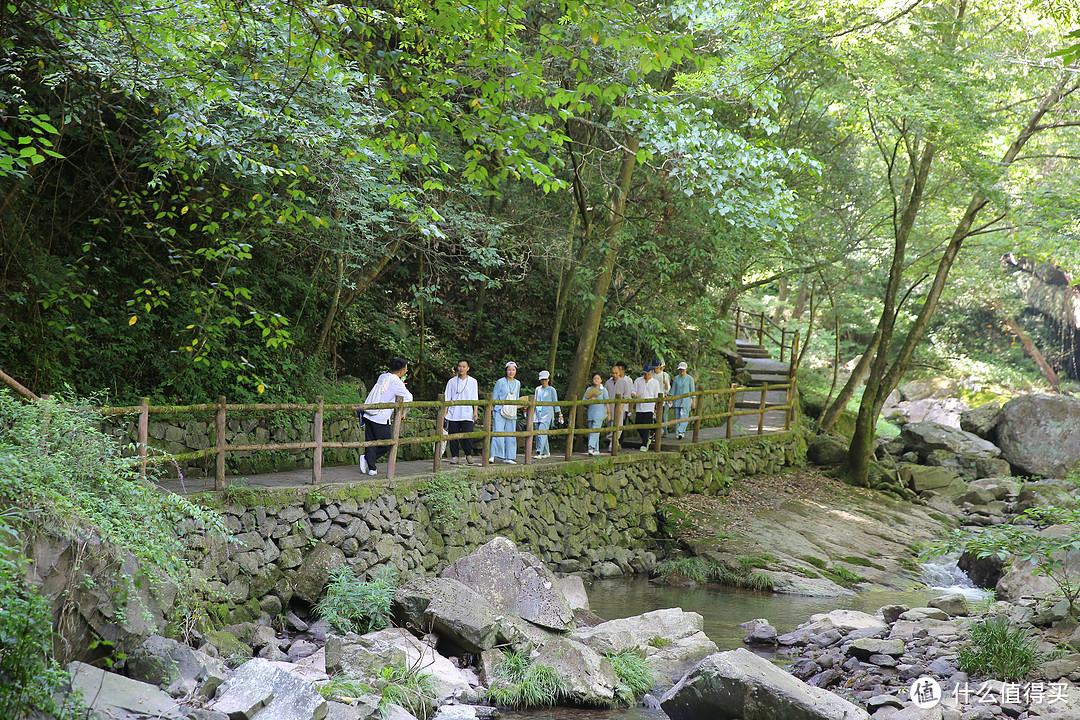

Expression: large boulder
xmin=394 ymin=577 xmax=508 ymax=652
xmin=762 ymin=572 xmax=855 ymax=598
xmin=900 ymin=421 xmax=1001 ymax=460
xmin=325 ymin=628 xmax=473 ymax=702
xmin=211 ymin=658 xmax=327 ymax=720
xmin=924 ymin=450 xmax=1011 ymax=482
xmin=807 ymin=434 xmax=848 ymax=466
xmin=126 ymin=634 xmax=228 ymax=698
xmin=533 ymin=636 xmax=617 ymax=706
xmin=900 ymin=377 xmax=958 ymax=402
xmin=958 ymin=549 xmax=1007 ymax=590
xmin=961 ymin=402 xmax=1003 ymax=441
xmin=996 ymin=394 xmax=1080 ymax=477
xmin=801 ymin=610 xmax=885 ymax=635
xmin=570 ymin=608 xmax=706 ymax=654
xmin=67 ymin=661 xmax=187 ymax=719
xmin=659 ymin=648 xmax=870 ymax=720
xmin=996 ymin=525 xmax=1080 ymax=602
xmin=294 ymin=542 xmax=346 ymax=605
xmin=1015 ymin=480 xmax=1078 ymax=513
xmin=440 ymin=537 xmax=573 ymax=631
xmin=898 ymin=464 xmax=962 ymax=493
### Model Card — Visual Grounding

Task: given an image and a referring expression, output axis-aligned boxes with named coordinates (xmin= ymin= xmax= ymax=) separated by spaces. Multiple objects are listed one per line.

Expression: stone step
xmin=743 ymin=358 xmax=790 ymax=373
xmin=746 ymin=374 xmax=791 ymax=386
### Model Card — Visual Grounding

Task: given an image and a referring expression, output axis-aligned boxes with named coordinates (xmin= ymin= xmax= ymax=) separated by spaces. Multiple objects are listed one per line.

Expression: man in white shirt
xmin=604 ymin=361 xmax=633 ymax=450
xmin=361 ymin=358 xmax=413 ymax=476
xmin=443 ymin=359 xmax=479 ymax=465
xmin=631 ymin=363 xmax=661 ymax=451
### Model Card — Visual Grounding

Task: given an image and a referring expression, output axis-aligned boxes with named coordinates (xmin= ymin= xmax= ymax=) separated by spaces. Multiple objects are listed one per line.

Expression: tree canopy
xmin=3 ymin=0 xmax=1080 ymax=428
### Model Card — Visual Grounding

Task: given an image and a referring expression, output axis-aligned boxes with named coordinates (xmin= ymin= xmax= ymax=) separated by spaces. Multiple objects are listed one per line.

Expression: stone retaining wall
xmin=183 ymin=430 xmax=806 ymax=625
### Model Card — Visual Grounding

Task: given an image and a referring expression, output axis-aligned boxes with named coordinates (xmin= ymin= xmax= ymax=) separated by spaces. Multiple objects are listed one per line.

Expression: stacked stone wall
xmin=182 ymin=431 xmax=806 ymax=624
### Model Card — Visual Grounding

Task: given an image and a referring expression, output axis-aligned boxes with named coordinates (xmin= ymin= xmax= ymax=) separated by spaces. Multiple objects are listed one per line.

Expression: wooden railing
xmin=1 ymin=369 xmax=797 ymax=489
xmin=734 ymin=306 xmax=799 ymax=367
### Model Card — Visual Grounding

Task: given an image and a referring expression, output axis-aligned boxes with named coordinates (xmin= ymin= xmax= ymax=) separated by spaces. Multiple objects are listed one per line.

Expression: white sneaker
xmin=534 ymin=454 xmax=544 ymax=459
xmin=503 ymin=458 xmax=517 ymax=465
xmin=359 ymin=455 xmax=368 ymax=473
xmin=542 ymin=453 xmax=550 ymax=459
xmin=367 ymin=469 xmax=377 ymax=476
xmin=678 ymin=433 xmax=685 ymax=439
xmin=639 ymin=445 xmax=648 ymax=452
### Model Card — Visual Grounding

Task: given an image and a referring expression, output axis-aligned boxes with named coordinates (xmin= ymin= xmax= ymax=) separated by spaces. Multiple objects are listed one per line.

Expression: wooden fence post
xmin=524 ymin=399 xmax=535 ymax=464
xmin=785 ymin=382 xmax=793 ymax=431
xmin=138 ymin=397 xmax=149 ymax=481
xmin=758 ymin=312 xmax=765 ymax=345
xmin=735 ymin=308 xmax=742 ymax=340
xmin=564 ymin=400 xmax=576 ymax=460
xmin=312 ymin=395 xmax=324 ymax=485
xmin=611 ymin=400 xmax=623 ymax=457
xmin=726 ymin=384 xmax=737 ymax=439
xmin=758 ymin=383 xmax=768 ymax=435
xmin=482 ymin=399 xmax=492 ymax=467
xmin=653 ymin=394 xmax=663 ymax=453
xmin=434 ymin=405 xmax=448 ymax=473
xmin=387 ymin=395 xmax=404 ymax=479
xmin=692 ymin=389 xmax=701 ymax=444
xmin=215 ymin=396 xmax=227 ymax=491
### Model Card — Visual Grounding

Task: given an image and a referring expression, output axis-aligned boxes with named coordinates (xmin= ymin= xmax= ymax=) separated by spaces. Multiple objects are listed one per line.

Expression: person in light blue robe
xmin=491 ymin=361 xmax=522 ymax=463
xmin=670 ymin=361 xmax=696 ymax=438
xmin=532 ymin=370 xmax=563 ymax=459
xmin=583 ymin=373 xmax=610 ymax=455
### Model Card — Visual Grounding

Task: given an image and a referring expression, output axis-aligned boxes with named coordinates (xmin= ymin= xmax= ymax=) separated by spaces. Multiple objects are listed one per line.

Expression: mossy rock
xmin=204 ymin=629 xmax=252 ymax=659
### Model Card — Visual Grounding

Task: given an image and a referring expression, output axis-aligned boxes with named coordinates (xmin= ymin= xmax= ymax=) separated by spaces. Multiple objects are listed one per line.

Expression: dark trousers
xmin=447 ymin=419 xmax=474 ymax=457
xmin=636 ymin=410 xmax=654 ymax=446
xmin=364 ymin=420 xmax=392 ymax=469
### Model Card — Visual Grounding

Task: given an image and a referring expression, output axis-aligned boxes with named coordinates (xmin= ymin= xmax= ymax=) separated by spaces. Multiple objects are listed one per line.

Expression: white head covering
xmin=677 ymin=361 xmax=688 ymax=370
xmin=505 ymin=361 xmax=517 ymax=368
xmin=538 ymin=370 xmax=550 ymax=380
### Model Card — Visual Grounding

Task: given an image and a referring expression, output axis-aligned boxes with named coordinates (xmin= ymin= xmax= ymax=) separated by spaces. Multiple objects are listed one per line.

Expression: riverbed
xmin=501 ymin=568 xmax=988 ymax=720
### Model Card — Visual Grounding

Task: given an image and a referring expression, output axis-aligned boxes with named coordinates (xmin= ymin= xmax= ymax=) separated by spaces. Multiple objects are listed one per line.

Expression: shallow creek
xmin=501 ymin=567 xmax=988 ymax=720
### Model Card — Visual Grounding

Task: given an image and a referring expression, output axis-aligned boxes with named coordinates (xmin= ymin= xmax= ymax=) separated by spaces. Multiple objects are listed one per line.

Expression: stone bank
xmin=185 ymin=431 xmax=805 ymax=623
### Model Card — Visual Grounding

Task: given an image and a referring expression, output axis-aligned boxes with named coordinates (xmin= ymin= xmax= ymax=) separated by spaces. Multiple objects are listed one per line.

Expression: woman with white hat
xmin=532 ymin=370 xmax=563 ymax=459
xmin=670 ymin=361 xmax=696 ymax=439
xmin=491 ymin=361 xmax=522 ymax=464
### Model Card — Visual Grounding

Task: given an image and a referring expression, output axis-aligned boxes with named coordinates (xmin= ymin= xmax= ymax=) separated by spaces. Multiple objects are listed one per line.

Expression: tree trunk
xmin=772 ymin=276 xmax=789 ymax=322
xmin=1005 ymin=315 xmax=1060 ymax=386
xmin=817 ymin=329 xmax=880 ymax=434
xmin=315 ymin=255 xmax=345 ymax=355
xmin=791 ymin=277 xmax=810 ymax=321
xmin=843 ymin=134 xmax=936 ymax=485
xmin=564 ymin=137 xmax=639 ymax=412
xmin=844 ymin=67 xmax=1072 ymax=485
xmin=548 ymin=215 xmax=585 ymax=375
xmin=997 ymin=308 xmax=1060 ymax=387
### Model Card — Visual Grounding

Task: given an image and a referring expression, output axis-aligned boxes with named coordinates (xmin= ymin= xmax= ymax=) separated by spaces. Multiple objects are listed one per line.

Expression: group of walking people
xmin=358 ymin=356 xmax=696 ymax=475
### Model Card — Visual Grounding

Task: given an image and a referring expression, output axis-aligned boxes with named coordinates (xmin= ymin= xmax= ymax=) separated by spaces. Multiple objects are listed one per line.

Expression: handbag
xmin=499 ymin=403 xmax=517 ymax=420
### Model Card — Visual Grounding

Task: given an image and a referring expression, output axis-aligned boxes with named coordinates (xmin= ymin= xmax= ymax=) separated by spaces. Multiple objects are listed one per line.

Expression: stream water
xmin=499 ymin=564 xmax=991 ymax=720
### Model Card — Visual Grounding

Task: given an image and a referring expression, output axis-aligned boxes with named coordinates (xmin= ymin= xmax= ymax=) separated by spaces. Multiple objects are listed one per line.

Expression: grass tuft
xmin=608 ymin=650 xmax=655 ymax=705
xmin=957 ymin=617 xmax=1042 ymax=682
xmin=486 ymin=650 xmax=568 ymax=709
xmin=317 ymin=564 xmax=398 ymax=634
